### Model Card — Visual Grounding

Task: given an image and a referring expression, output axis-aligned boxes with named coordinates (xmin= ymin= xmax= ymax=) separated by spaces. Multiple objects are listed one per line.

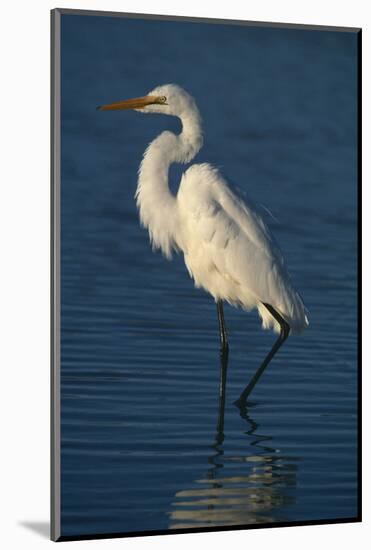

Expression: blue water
xmin=59 ymin=13 xmax=359 ymax=538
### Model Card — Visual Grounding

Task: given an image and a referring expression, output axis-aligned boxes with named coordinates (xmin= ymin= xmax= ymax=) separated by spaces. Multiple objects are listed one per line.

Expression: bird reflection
xmin=168 ymin=353 xmax=298 ymax=529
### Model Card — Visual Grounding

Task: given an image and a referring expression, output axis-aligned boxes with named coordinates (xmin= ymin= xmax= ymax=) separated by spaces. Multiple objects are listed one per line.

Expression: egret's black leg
xmin=216 ymin=300 xmax=229 ymax=356
xmin=235 ymin=303 xmax=290 ymax=406
xmin=216 ymin=350 xmax=228 ymax=444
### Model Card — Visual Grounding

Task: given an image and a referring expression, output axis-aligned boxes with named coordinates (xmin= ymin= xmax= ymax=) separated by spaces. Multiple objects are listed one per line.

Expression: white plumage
xmin=99 ymin=83 xmax=308 ymax=338
xmin=98 ymin=83 xmax=309 ymax=400
xmin=131 ymin=84 xmax=308 ymax=335
xmin=177 ymin=164 xmax=308 ymax=334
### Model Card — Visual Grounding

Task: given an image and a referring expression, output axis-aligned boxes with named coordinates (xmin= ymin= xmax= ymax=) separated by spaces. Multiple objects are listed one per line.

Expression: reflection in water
xmin=169 ymin=354 xmax=298 ymax=529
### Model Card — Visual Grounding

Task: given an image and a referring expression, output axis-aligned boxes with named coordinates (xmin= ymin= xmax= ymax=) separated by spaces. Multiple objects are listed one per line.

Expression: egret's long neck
xmin=135 ymin=109 xmax=203 ymax=258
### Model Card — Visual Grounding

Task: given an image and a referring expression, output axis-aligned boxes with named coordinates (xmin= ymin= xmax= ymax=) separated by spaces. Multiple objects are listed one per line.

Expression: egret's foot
xmin=234 ymin=396 xmax=245 ymax=409
xmin=234 ymin=393 xmax=257 ymax=411
xmin=234 ymin=398 xmax=251 ymax=420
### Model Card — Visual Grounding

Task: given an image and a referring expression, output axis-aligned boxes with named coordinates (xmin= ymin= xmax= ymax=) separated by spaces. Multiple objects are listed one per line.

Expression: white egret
xmin=98 ymin=84 xmax=308 ymax=402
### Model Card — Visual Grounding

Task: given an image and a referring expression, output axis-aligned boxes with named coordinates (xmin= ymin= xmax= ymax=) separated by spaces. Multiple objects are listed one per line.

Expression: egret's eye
xmin=159 ymin=96 xmax=167 ymax=103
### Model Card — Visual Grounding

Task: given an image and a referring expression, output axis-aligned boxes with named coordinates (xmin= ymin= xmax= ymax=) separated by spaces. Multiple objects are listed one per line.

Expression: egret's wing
xmin=180 ymin=163 xmax=290 ymax=304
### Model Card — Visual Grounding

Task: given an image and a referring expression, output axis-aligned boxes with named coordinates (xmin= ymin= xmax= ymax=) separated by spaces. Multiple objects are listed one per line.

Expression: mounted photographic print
xmin=51 ymin=8 xmax=361 ymax=542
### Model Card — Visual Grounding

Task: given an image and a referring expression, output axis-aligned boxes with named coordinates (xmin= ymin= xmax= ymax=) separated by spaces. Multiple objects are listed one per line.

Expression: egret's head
xmin=97 ymin=84 xmax=198 ymax=118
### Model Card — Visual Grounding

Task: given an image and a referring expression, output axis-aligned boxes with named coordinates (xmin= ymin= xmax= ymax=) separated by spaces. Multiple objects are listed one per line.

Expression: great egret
xmin=98 ymin=84 xmax=308 ymax=401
